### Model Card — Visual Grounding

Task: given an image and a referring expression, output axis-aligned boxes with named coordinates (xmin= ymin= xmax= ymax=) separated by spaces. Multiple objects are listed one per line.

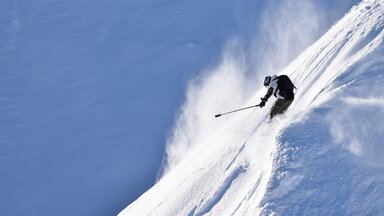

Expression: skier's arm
xmin=262 ymin=87 xmax=274 ymax=102
xmin=259 ymin=87 xmax=273 ymax=107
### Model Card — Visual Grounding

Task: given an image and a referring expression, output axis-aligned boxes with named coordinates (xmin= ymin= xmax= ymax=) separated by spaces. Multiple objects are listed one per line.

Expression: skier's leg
xmin=270 ymin=99 xmax=293 ymax=119
xmin=270 ymin=99 xmax=286 ymax=119
xmin=279 ymin=99 xmax=294 ymax=114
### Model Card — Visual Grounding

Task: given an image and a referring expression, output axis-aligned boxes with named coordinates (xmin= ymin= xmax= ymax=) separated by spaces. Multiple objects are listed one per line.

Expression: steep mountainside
xmin=119 ymin=0 xmax=384 ymax=215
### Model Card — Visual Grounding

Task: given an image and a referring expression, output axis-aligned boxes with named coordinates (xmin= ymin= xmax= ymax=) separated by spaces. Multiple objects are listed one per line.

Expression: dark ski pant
xmin=270 ymin=98 xmax=294 ymax=119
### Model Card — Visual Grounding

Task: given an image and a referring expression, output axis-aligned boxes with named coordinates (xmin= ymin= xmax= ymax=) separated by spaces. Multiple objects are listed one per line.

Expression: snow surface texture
xmin=119 ymin=0 xmax=384 ymax=215
xmin=0 ymin=0 xmax=357 ymax=215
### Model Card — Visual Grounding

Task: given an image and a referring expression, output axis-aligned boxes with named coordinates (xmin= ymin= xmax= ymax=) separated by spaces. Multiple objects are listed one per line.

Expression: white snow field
xmin=0 ymin=0 xmax=358 ymax=215
xmin=119 ymin=0 xmax=384 ymax=215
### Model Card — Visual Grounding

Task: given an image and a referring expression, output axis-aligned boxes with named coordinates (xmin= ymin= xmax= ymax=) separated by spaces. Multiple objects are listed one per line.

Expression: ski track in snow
xmin=119 ymin=0 xmax=384 ymax=215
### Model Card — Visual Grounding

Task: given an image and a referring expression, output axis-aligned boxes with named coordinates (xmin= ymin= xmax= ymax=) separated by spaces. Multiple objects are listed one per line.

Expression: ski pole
xmin=215 ymin=104 xmax=260 ymax=118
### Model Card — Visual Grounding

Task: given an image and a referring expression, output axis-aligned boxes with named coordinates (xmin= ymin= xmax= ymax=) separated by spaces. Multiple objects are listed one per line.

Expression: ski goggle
xmin=264 ymin=76 xmax=271 ymax=88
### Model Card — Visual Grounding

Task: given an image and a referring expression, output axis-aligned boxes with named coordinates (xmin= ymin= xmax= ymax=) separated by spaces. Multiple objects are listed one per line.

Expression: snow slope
xmin=0 ymin=0 xmax=358 ymax=215
xmin=119 ymin=0 xmax=384 ymax=215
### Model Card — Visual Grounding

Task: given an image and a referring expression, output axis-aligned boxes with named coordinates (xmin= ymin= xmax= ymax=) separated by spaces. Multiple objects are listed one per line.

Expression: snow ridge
xmin=261 ymin=0 xmax=384 ymax=214
xmin=119 ymin=0 xmax=384 ymax=215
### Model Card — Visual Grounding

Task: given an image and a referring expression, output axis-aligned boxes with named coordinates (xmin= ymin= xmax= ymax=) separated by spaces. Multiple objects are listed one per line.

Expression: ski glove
xmin=259 ymin=98 xmax=267 ymax=108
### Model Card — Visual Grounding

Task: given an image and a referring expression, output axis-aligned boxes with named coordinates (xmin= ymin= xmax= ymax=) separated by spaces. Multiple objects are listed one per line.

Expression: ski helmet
xmin=264 ymin=76 xmax=271 ymax=87
xmin=264 ymin=75 xmax=277 ymax=88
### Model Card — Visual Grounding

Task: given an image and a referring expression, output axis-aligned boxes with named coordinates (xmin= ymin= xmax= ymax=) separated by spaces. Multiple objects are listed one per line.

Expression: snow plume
xmin=161 ymin=0 xmax=337 ymax=177
xmin=161 ymin=42 xmax=252 ymax=176
xmin=253 ymin=0 xmax=327 ymax=74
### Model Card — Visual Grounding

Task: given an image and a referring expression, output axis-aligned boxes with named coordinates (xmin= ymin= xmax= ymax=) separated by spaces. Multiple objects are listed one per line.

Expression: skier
xmin=259 ymin=75 xmax=296 ymax=119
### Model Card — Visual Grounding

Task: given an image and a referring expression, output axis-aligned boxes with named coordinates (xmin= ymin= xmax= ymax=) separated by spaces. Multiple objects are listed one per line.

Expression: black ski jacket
xmin=262 ymin=75 xmax=295 ymax=101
